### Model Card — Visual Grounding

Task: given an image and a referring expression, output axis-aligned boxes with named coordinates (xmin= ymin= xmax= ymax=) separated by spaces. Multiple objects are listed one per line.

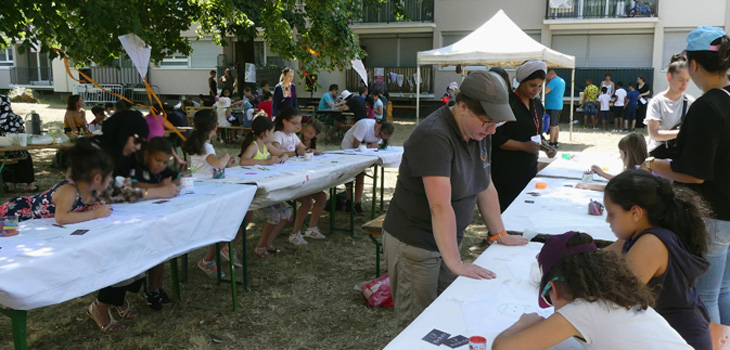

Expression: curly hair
xmin=605 ymin=170 xmax=710 ymax=257
xmin=540 ymin=232 xmax=655 ymax=310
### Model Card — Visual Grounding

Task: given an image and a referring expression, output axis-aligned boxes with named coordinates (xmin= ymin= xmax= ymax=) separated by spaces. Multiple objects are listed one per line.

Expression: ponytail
xmin=182 ymin=109 xmax=217 ymax=155
xmin=240 ymin=117 xmax=274 ymax=157
xmin=605 ymin=170 xmax=710 ymax=257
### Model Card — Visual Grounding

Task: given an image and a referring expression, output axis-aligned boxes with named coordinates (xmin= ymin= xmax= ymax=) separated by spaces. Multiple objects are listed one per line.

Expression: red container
xmin=469 ymin=336 xmax=487 ymax=350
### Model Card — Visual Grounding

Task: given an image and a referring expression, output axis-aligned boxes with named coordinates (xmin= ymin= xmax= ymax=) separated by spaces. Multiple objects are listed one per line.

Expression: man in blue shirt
xmin=318 ymin=84 xmax=338 ymax=110
xmin=545 ymin=69 xmax=565 ymax=147
xmin=625 ymin=82 xmax=641 ymax=131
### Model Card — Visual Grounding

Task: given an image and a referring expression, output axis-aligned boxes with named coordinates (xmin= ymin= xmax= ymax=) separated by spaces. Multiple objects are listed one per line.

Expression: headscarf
xmin=0 ymin=94 xmax=25 ymax=134
xmin=96 ymin=109 xmax=149 ymax=163
xmin=515 ymin=60 xmax=548 ymax=84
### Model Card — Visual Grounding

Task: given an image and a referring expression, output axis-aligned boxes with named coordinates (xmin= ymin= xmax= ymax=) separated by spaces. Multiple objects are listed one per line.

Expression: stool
xmin=362 ymin=214 xmax=386 ymax=277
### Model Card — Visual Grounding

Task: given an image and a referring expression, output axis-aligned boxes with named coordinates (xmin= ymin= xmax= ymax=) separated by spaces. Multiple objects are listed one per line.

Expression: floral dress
xmin=0 ymin=179 xmax=91 ymax=221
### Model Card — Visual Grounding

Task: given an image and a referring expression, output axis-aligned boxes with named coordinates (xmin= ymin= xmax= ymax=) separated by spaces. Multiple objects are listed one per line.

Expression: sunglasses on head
xmin=540 ymin=276 xmax=564 ymax=306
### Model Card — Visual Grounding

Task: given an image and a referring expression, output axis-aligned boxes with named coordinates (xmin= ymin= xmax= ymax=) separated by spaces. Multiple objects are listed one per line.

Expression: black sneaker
xmin=354 ymin=202 xmax=364 ymax=215
xmin=158 ymin=289 xmax=172 ymax=304
xmin=145 ymin=290 xmax=163 ymax=311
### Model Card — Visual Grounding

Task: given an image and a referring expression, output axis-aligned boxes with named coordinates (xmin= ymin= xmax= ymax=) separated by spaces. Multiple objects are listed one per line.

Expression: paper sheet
xmin=460 ymin=285 xmax=553 ymax=335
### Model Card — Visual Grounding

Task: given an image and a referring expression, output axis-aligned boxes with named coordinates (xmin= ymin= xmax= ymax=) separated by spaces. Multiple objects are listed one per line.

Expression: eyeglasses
xmin=540 ymin=276 xmax=564 ymax=306
xmin=133 ymin=134 xmax=144 ymax=145
xmin=473 ymin=112 xmax=506 ymax=129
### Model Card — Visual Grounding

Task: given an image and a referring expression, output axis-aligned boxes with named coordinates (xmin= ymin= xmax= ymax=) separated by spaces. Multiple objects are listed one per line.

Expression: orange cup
xmin=535 ymin=182 xmax=547 ymax=189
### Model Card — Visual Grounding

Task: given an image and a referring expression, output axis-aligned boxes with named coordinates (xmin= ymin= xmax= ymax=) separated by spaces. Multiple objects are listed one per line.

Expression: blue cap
xmin=684 ymin=26 xmax=726 ymax=53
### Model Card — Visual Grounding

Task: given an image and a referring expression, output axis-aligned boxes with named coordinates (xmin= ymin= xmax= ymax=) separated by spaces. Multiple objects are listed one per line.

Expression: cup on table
xmin=0 ymin=216 xmax=19 ymax=236
xmin=180 ymin=175 xmax=194 ymax=193
xmin=468 ymin=336 xmax=487 ymax=350
xmin=212 ymin=167 xmax=226 ymax=179
xmin=304 ymin=152 xmax=314 ymax=161
xmin=17 ymin=133 xmax=27 ymax=147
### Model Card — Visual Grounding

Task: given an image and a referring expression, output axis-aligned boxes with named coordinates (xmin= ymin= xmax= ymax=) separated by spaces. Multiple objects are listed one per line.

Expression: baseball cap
xmin=458 ymin=71 xmax=516 ymax=122
xmin=683 ymin=26 xmax=726 ymax=54
xmin=341 ymin=89 xmax=353 ymax=100
xmin=537 ymin=231 xmax=597 ymax=308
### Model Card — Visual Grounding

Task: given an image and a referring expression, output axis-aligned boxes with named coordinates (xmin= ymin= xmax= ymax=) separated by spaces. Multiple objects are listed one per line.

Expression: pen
xmin=52 ymin=224 xmax=66 ymax=229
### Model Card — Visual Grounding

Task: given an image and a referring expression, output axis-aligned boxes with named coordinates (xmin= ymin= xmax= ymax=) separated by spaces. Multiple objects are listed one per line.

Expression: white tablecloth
xmin=0 ymin=182 xmax=256 ymax=310
xmin=384 ymin=243 xmax=581 ymax=350
xmin=538 ymin=152 xmax=623 ymax=182
xmin=325 ymin=146 xmax=403 ymax=168
xmin=195 ymin=154 xmax=377 ymax=210
xmin=501 ymin=177 xmax=616 ymax=242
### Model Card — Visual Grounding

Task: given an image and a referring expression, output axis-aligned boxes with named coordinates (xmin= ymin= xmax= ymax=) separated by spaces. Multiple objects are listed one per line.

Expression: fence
xmin=73 ymin=83 xmax=160 ymax=104
xmin=546 ymin=0 xmax=658 ymax=19
xmin=346 ymin=67 xmax=433 ymax=94
xmin=9 ymin=67 xmax=53 ymax=86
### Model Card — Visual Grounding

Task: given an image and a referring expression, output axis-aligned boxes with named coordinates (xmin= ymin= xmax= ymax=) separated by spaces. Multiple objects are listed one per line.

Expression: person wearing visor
xmin=383 ymin=71 xmax=528 ymax=330
xmin=493 ymin=231 xmax=692 ymax=349
xmin=643 ymin=26 xmax=730 ymax=326
xmin=491 ymin=60 xmax=557 ymax=212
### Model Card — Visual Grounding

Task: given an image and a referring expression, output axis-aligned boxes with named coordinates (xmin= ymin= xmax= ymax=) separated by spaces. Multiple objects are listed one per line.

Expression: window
xmin=0 ymin=47 xmax=13 ymax=67
xmin=160 ymin=53 xmax=188 ymax=67
xmin=190 ymin=40 xmax=220 ymax=68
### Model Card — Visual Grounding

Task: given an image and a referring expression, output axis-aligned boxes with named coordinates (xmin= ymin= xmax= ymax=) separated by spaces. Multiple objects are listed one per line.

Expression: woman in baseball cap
xmin=641 ymin=25 xmax=730 ymax=327
xmin=493 ymin=231 xmax=692 ymax=350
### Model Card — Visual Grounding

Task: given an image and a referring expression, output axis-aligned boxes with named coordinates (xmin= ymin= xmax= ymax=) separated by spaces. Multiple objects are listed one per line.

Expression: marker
xmin=52 ymin=224 xmax=66 ymax=229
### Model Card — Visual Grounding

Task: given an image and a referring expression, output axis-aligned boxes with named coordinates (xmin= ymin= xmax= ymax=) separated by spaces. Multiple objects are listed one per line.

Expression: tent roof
xmin=417 ymin=10 xmax=575 ymax=68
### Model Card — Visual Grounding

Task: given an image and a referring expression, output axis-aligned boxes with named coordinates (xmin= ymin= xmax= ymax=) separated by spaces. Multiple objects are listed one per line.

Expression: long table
xmin=0 ymin=181 xmax=256 ymax=349
xmin=384 ymin=243 xmax=582 ymax=350
xmin=538 ymin=151 xmax=623 ymax=182
xmin=501 ymin=177 xmax=616 ymax=242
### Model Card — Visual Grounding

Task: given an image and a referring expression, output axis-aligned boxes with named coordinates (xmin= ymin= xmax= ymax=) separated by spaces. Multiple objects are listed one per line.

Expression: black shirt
xmin=491 ymin=91 xmax=544 ymax=211
xmin=346 ymin=96 xmax=368 ymax=122
xmin=130 ymin=162 xmax=180 ymax=184
xmin=383 ymin=106 xmax=492 ymax=251
xmin=671 ymin=86 xmax=730 ymax=221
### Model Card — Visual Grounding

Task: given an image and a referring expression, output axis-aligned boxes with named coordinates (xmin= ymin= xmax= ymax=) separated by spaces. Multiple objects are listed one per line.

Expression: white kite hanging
xmin=118 ymin=34 xmax=151 ymax=79
xmin=351 ymin=59 xmax=368 ymax=87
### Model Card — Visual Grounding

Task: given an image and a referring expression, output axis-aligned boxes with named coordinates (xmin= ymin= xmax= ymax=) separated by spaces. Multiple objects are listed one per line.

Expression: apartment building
xmin=2 ymin=0 xmax=729 ymax=103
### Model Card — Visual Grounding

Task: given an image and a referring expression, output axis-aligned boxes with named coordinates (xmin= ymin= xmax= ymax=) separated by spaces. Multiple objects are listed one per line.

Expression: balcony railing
xmin=546 ymin=0 xmax=658 ymax=19
xmin=355 ymin=0 xmax=434 ymax=24
xmin=346 ymin=67 xmax=433 ymax=94
xmin=85 ymin=66 xmax=145 ymax=85
xmin=9 ymin=67 xmax=53 ymax=86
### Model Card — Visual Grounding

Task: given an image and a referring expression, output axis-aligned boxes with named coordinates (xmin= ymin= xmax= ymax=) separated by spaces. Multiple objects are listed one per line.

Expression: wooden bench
xmin=362 ymin=214 xmax=386 ymax=277
xmin=184 ymin=106 xmax=215 ymax=125
xmin=217 ymin=126 xmax=251 ymax=144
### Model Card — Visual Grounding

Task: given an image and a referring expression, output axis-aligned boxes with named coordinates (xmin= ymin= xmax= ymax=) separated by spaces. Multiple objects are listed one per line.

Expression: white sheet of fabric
xmin=0 ymin=182 xmax=255 ymax=310
xmin=537 ymin=152 xmax=624 ymax=182
xmin=384 ymin=243 xmax=583 ymax=350
xmin=500 ymin=177 xmax=616 ymax=242
xmin=197 ymin=153 xmax=377 ymax=210
xmin=550 ymin=0 xmax=573 ymax=9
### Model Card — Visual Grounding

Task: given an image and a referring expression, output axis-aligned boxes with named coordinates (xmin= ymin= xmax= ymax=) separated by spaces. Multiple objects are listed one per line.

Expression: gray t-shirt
xmin=644 ymin=93 xmax=694 ymax=152
xmin=383 ymin=106 xmax=492 ymax=251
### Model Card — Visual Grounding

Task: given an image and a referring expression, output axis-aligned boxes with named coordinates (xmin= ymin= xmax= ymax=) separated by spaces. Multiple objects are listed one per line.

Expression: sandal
xmin=87 ymin=300 xmax=125 ymax=333
xmin=267 ymin=247 xmax=284 ymax=254
xmin=254 ymin=247 xmax=272 ymax=258
xmin=114 ymin=298 xmax=138 ymax=319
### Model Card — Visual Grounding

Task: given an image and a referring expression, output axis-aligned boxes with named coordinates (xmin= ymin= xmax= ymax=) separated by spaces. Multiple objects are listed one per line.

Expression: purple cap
xmin=537 ymin=231 xmax=597 ymax=308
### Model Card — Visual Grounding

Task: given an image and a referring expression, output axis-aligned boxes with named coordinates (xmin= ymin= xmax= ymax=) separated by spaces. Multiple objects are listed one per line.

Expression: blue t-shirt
xmin=545 ymin=76 xmax=565 ymax=110
xmin=318 ymin=93 xmax=334 ymax=111
xmin=627 ymin=89 xmax=640 ymax=108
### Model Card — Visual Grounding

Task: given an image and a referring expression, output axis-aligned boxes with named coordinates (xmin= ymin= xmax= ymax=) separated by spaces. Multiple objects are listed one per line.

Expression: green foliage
xmin=1 ymin=0 xmax=404 ymax=74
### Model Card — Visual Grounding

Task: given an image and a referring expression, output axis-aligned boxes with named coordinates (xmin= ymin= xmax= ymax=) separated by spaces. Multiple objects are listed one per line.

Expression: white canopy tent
xmin=415 ymin=10 xmax=578 ymax=137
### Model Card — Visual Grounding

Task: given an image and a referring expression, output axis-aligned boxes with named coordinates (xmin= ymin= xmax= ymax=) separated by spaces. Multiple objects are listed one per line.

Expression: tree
xmin=2 ymin=0 xmax=403 ymax=73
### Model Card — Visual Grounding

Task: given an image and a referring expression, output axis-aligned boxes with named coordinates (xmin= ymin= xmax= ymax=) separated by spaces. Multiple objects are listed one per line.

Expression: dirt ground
xmin=0 ymin=102 xmax=636 ymax=350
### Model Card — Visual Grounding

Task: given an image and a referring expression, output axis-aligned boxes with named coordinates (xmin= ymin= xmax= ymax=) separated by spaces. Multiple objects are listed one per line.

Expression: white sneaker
xmin=303 ymin=227 xmax=326 ymax=239
xmin=289 ymin=232 xmax=308 ymax=246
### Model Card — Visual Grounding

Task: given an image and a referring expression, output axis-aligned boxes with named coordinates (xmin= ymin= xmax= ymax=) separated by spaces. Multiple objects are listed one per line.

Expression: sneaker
xmin=354 ymin=202 xmax=364 ymax=215
xmin=158 ymin=289 xmax=172 ymax=304
xmin=220 ymin=246 xmax=243 ymax=268
xmin=289 ymin=232 xmax=309 ymax=246
xmin=198 ymin=258 xmax=224 ymax=278
xmin=303 ymin=227 xmax=326 ymax=239
xmin=144 ymin=290 xmax=163 ymax=311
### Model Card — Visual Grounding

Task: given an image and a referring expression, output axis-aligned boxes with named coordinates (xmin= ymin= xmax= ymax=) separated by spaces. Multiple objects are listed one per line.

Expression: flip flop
xmin=267 ymin=247 xmax=284 ymax=254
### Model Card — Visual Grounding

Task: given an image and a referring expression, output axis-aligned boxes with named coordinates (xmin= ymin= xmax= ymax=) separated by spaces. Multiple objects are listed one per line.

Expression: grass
xmin=0 ymin=115 xmax=634 ymax=350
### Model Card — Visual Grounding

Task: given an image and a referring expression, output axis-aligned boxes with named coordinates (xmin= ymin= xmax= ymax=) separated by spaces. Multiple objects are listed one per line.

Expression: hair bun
xmin=670 ymin=54 xmax=687 ymax=64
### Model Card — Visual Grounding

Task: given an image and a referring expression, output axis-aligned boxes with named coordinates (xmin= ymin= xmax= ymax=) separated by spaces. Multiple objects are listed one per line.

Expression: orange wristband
xmin=488 ymin=230 xmax=507 ymax=242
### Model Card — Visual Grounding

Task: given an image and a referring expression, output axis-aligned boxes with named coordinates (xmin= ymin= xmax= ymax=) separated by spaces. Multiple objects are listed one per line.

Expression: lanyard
xmin=515 ymin=90 xmax=540 ymax=134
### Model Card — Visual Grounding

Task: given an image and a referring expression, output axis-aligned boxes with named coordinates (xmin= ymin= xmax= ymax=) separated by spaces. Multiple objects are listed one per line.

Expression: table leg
xmin=215 ymin=243 xmax=223 ymax=285
xmin=369 ymin=235 xmax=382 ymax=277
xmin=329 ymin=187 xmax=336 ymax=235
xmin=169 ymin=257 xmax=181 ymax=301
xmin=380 ymin=167 xmax=385 ymax=211
xmin=0 ymin=308 xmax=27 ymax=350
xmin=181 ymin=253 xmax=188 ymax=283
xmin=228 ymin=242 xmax=237 ymax=312
xmin=371 ymin=165 xmax=378 ymax=220
xmin=241 ymin=222 xmax=250 ymax=292
xmin=349 ymin=181 xmax=354 ymax=237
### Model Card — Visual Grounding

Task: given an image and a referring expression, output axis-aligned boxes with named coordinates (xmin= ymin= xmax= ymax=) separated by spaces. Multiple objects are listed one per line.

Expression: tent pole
xmin=570 ymin=68 xmax=575 ymax=141
xmin=416 ymin=66 xmax=421 ymax=124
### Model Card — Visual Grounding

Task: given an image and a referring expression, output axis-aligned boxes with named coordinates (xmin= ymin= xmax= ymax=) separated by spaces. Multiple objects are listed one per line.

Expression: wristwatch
xmin=644 ymin=156 xmax=655 ymax=170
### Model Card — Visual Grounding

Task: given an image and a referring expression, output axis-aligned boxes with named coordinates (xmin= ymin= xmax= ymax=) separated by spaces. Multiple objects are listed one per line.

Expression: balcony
xmin=354 ymin=0 xmax=434 ymax=24
xmin=9 ymin=66 xmax=53 ymax=87
xmin=546 ymin=0 xmax=658 ymax=19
